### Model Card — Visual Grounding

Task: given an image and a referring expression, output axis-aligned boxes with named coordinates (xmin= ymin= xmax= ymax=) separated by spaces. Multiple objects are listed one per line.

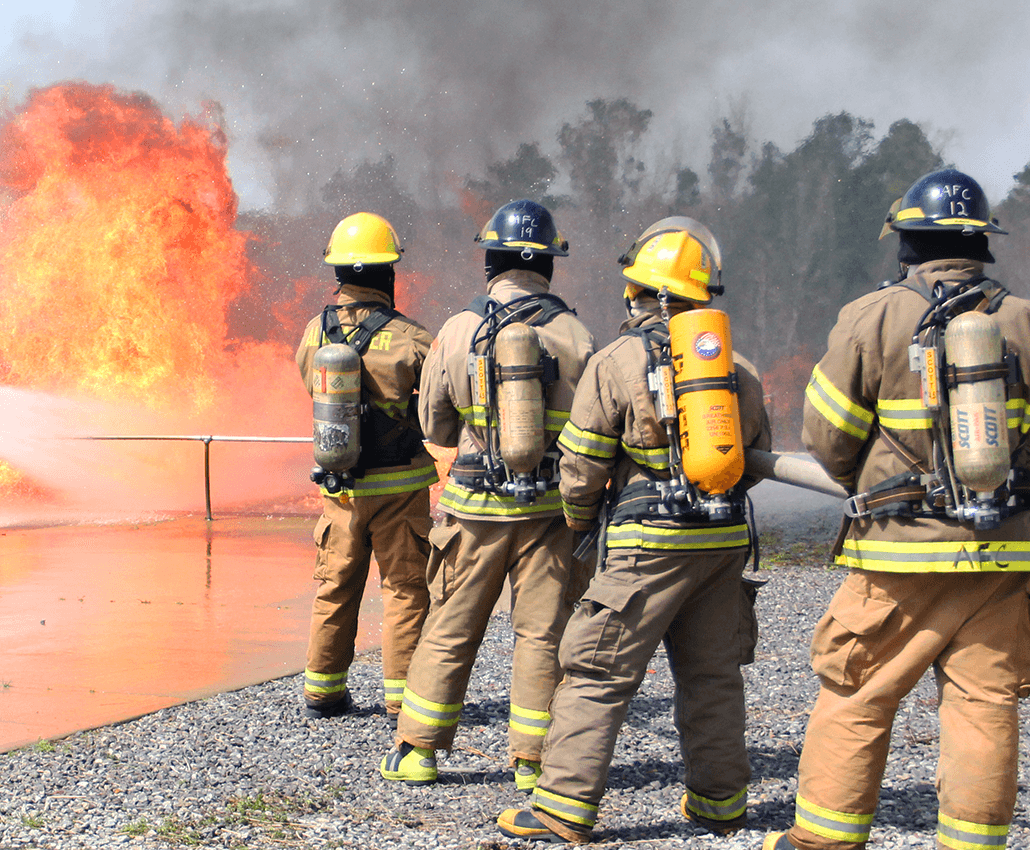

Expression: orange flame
xmin=0 ymin=82 xmax=312 ymax=513
xmin=0 ymin=83 xmax=249 ymax=407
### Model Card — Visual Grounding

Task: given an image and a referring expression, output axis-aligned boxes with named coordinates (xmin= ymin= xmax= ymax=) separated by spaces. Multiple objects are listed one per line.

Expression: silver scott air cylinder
xmin=495 ymin=322 xmax=547 ymax=473
xmin=312 ymin=343 xmax=362 ymax=472
xmin=944 ymin=311 xmax=1009 ymax=494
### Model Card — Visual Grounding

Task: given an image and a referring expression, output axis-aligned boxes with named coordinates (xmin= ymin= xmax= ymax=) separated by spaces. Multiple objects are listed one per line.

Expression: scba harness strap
xmin=458 ymin=292 xmax=571 ymax=502
xmin=847 ymin=275 xmax=1028 ymax=526
xmin=620 ymin=323 xmax=747 ymax=520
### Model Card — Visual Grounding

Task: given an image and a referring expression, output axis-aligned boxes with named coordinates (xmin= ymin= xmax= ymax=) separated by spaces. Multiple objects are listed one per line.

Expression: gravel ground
xmin=3 ymin=495 xmax=1030 ymax=849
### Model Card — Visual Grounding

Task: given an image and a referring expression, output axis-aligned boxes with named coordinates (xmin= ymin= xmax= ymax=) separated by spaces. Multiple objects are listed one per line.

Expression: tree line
xmin=239 ymin=99 xmax=1030 ymax=447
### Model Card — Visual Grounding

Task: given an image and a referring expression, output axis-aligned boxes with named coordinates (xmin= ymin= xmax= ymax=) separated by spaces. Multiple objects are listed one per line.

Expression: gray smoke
xmin=3 ymin=0 xmax=1028 ymax=212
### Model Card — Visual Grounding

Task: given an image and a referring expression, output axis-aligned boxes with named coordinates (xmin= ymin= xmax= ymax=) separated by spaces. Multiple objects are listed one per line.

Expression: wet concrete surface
xmin=0 ymin=514 xmax=384 ymax=752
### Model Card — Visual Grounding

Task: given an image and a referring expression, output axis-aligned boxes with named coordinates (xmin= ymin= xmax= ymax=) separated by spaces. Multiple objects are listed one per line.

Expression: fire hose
xmin=744 ymin=448 xmax=848 ymax=500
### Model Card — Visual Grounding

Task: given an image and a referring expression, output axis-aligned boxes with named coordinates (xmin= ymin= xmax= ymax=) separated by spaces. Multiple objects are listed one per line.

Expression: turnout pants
xmin=787 ymin=570 xmax=1030 ymax=850
xmin=305 ymin=488 xmax=431 ymax=715
xmin=398 ymin=514 xmax=581 ymax=762
xmin=530 ymin=547 xmax=751 ymax=832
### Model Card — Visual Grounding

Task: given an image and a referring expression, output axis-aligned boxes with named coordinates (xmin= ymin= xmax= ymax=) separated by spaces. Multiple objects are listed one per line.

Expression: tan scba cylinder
xmin=312 ymin=343 xmax=362 ymax=472
xmin=945 ymin=311 xmax=1009 ymax=494
xmin=495 ymin=322 xmax=547 ymax=473
xmin=669 ymin=309 xmax=744 ymax=495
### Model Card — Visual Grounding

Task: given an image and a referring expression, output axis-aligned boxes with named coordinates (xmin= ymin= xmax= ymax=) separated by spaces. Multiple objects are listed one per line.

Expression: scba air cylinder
xmin=495 ymin=322 xmax=547 ymax=473
xmin=668 ymin=308 xmax=744 ymax=495
xmin=944 ymin=311 xmax=1009 ymax=494
xmin=312 ymin=343 xmax=362 ymax=473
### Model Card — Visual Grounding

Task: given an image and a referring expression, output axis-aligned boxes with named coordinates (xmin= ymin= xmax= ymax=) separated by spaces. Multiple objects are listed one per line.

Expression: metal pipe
xmin=77 ymin=435 xmax=313 ymax=520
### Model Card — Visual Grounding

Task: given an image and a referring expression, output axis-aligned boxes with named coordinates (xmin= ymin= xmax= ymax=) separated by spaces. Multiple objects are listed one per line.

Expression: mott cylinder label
xmin=669 ymin=308 xmax=744 ymax=495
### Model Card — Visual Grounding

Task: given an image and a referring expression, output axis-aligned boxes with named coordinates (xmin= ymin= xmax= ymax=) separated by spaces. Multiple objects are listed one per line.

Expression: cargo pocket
xmin=425 ymin=518 xmax=462 ymax=600
xmin=739 ymin=577 xmax=766 ymax=666
xmin=558 ymin=576 xmax=639 ymax=675
xmin=312 ymin=514 xmax=333 ymax=580
xmin=811 ymin=578 xmax=897 ymax=689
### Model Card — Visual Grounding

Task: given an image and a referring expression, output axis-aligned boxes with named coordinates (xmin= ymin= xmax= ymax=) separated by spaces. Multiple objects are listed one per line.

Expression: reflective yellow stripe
xmin=531 ymin=787 xmax=599 ymax=827
xmin=838 ymin=539 xmax=1030 ymax=572
xmin=400 ymin=687 xmax=462 ymax=727
xmin=439 ymin=483 xmax=562 ymax=517
xmin=326 ymin=462 xmax=439 ymax=498
xmin=622 ymin=442 xmax=671 ymax=471
xmin=457 ymin=405 xmax=568 ymax=431
xmin=683 ymin=787 xmax=747 ymax=821
xmin=456 ymin=404 xmax=492 ymax=427
xmin=938 ymin=812 xmax=1009 ymax=849
xmin=509 ymin=704 xmax=550 ymax=736
xmin=384 ymin=678 xmax=405 ymax=700
xmin=558 ymin=422 xmax=618 ymax=459
xmin=806 ymin=365 xmax=874 ymax=440
xmin=545 ymin=409 xmax=571 ymax=431
xmin=304 ymin=669 xmax=347 ymax=696
xmin=1007 ymin=397 xmax=1030 ymax=434
xmin=795 ymin=794 xmax=873 ymax=843
xmin=606 ymin=521 xmax=749 ymax=551
xmin=562 ymin=500 xmax=597 ymax=521
xmin=877 ymin=397 xmax=932 ymax=430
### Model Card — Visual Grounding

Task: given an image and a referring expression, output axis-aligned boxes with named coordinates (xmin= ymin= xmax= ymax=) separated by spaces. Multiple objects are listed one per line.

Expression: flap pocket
xmin=830 ymin=582 xmax=896 ymax=636
xmin=313 ymin=514 xmax=332 ymax=547
xmin=581 ymin=577 xmax=639 ymax=614
xmin=428 ymin=519 xmax=462 ymax=555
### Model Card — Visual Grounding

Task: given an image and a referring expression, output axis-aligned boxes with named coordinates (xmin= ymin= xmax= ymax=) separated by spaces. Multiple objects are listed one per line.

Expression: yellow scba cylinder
xmin=669 ymin=309 xmax=745 ymax=494
xmin=945 ymin=311 xmax=1009 ymax=494
xmin=495 ymin=322 xmax=547 ymax=473
xmin=312 ymin=343 xmax=362 ymax=472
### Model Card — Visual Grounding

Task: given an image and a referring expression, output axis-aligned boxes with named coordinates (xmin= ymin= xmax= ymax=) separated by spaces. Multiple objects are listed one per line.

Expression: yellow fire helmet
xmin=323 ymin=212 xmax=403 ymax=268
xmin=618 ymin=216 xmax=723 ymax=305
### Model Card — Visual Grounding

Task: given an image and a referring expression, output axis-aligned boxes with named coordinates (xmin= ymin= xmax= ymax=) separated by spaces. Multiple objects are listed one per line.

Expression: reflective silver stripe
xmin=304 ymin=669 xmax=347 ymax=695
xmin=795 ymin=795 xmax=872 ymax=843
xmin=938 ymin=812 xmax=1008 ymax=848
xmin=622 ymin=442 xmax=671 ymax=471
xmin=877 ymin=398 xmax=932 ymax=431
xmin=531 ymin=787 xmax=599 ymax=827
xmin=384 ymin=678 xmax=405 ymax=700
xmin=840 ymin=539 xmax=1030 ymax=573
xmin=558 ymin=422 xmax=618 ymax=459
xmin=439 ymin=484 xmax=563 ymax=517
xmin=509 ymin=704 xmax=550 ymax=736
xmin=684 ymin=787 xmax=746 ymax=821
xmin=400 ymin=688 xmax=463 ymax=728
xmin=339 ymin=463 xmax=439 ymax=497
xmin=606 ymin=522 xmax=749 ymax=551
xmin=806 ymin=366 xmax=874 ymax=440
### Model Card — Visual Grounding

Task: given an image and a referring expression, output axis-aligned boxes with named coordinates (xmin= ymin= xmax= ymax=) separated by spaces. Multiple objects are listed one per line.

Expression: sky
xmin=1 ymin=0 xmax=1028 ymax=213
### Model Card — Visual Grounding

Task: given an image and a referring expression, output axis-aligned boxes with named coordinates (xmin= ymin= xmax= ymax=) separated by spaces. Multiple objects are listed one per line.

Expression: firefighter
xmin=764 ymin=169 xmax=1030 ymax=850
xmin=497 ymin=217 xmax=771 ymax=843
xmin=296 ymin=212 xmax=437 ymax=728
xmin=379 ymin=199 xmax=596 ymax=789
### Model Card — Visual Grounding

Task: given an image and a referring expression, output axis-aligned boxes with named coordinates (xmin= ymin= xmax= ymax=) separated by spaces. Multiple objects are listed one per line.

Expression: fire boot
xmin=497 ymin=808 xmax=591 ymax=845
xmin=514 ymin=758 xmax=542 ymax=792
xmin=304 ymin=689 xmax=355 ymax=719
xmin=762 ymin=832 xmax=798 ymax=850
xmin=380 ymin=742 xmax=437 ymax=786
